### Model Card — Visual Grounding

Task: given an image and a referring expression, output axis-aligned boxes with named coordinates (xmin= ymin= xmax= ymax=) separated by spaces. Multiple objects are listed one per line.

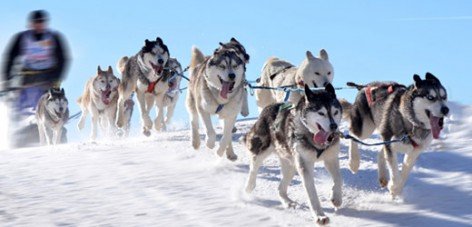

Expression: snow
xmin=0 ymin=102 xmax=471 ymax=226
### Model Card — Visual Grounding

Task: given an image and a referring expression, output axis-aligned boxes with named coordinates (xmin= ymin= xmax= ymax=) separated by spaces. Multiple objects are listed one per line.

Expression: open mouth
xmin=150 ymin=61 xmax=163 ymax=75
xmin=101 ymin=89 xmax=112 ymax=105
xmin=54 ymin=110 xmax=63 ymax=118
xmin=313 ymin=123 xmax=335 ymax=145
xmin=425 ymin=110 xmax=444 ymax=139
xmin=218 ymin=75 xmax=235 ymax=99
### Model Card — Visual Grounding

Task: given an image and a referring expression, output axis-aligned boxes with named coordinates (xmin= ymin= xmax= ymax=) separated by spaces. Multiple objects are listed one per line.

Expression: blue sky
xmin=1 ymin=1 xmax=471 ymax=138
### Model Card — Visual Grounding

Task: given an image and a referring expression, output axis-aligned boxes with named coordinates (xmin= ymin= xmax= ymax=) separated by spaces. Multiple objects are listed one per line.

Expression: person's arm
xmin=2 ymin=32 xmax=23 ymax=82
xmin=51 ymin=31 xmax=69 ymax=82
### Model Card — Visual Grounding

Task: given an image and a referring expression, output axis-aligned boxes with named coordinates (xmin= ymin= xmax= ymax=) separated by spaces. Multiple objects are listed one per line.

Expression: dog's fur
xmin=255 ymin=50 xmax=334 ymax=111
xmin=342 ymin=73 xmax=449 ymax=197
xmin=36 ymin=88 xmax=69 ymax=145
xmin=156 ymin=57 xmax=183 ymax=131
xmin=186 ymin=45 xmax=246 ymax=161
xmin=115 ymin=37 xmax=170 ymax=136
xmin=77 ymin=66 xmax=120 ymax=140
xmin=244 ymin=84 xmax=342 ymax=225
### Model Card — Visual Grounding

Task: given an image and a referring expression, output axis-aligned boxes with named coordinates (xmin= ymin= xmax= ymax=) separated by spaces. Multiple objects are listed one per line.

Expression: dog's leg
xmin=38 ymin=123 xmax=46 ymax=146
xmin=245 ymin=147 xmax=273 ymax=193
xmin=398 ymin=150 xmax=421 ymax=193
xmin=200 ymin=111 xmax=216 ymax=149
xmin=240 ymin=88 xmax=249 ymax=117
xmin=384 ymin=145 xmax=401 ymax=197
xmin=154 ymin=94 xmax=165 ymax=131
xmin=164 ymin=100 xmax=176 ymax=126
xmin=324 ymin=147 xmax=343 ymax=208
xmin=278 ymin=156 xmax=297 ymax=208
xmin=186 ymin=94 xmax=200 ymax=149
xmin=378 ymin=150 xmax=388 ymax=188
xmin=77 ymin=109 xmax=87 ymax=131
xmin=136 ymin=91 xmax=152 ymax=136
xmin=295 ymin=154 xmax=329 ymax=225
xmin=53 ymin=126 xmax=63 ymax=145
xmin=90 ymin=110 xmax=99 ymax=141
xmin=44 ymin=126 xmax=52 ymax=145
xmin=225 ymin=141 xmax=238 ymax=161
xmin=348 ymin=117 xmax=375 ymax=174
xmin=216 ymin=116 xmax=237 ymax=157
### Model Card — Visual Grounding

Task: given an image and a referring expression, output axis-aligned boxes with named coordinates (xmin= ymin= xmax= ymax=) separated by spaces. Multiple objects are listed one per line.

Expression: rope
xmin=339 ymin=132 xmax=409 ymax=146
xmin=245 ymin=80 xmax=353 ymax=95
xmin=68 ymin=111 xmax=81 ymax=121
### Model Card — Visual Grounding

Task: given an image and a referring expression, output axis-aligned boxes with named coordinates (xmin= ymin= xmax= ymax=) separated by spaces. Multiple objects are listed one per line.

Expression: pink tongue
xmin=102 ymin=91 xmax=111 ymax=105
xmin=430 ymin=116 xmax=442 ymax=139
xmin=313 ymin=129 xmax=330 ymax=145
xmin=220 ymin=81 xmax=230 ymax=99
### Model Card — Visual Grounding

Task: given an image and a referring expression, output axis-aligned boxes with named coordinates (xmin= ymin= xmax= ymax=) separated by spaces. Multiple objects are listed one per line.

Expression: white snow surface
xmin=0 ymin=102 xmax=471 ymax=227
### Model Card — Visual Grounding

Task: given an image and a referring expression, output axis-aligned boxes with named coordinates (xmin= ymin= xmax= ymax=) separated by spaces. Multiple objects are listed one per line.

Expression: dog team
xmin=36 ymin=36 xmax=449 ymax=225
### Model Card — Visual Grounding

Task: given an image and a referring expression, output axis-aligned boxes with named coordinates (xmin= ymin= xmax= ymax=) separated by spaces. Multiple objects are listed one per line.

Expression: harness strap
xmin=215 ymin=104 xmax=225 ymax=114
xmin=147 ymin=81 xmax=158 ymax=93
xmin=340 ymin=132 xmax=409 ymax=146
xmin=365 ymin=84 xmax=396 ymax=106
xmin=269 ymin=65 xmax=293 ymax=80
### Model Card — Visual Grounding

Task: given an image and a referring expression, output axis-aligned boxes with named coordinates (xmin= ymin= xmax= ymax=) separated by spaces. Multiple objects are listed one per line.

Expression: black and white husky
xmin=244 ymin=84 xmax=342 ymax=225
xmin=342 ymin=73 xmax=449 ymax=197
xmin=115 ymin=37 xmax=170 ymax=136
xmin=36 ymin=88 xmax=69 ymax=146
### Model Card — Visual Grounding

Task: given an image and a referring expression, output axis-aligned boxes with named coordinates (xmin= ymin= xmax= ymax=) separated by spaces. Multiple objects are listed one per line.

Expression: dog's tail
xmin=190 ymin=46 xmax=205 ymax=69
xmin=339 ymin=98 xmax=352 ymax=120
xmin=117 ymin=56 xmax=129 ymax=74
xmin=346 ymin=82 xmax=366 ymax=91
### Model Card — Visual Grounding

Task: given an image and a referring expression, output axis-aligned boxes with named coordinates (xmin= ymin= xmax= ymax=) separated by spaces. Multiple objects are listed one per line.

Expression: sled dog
xmin=36 ymin=88 xmax=69 ymax=145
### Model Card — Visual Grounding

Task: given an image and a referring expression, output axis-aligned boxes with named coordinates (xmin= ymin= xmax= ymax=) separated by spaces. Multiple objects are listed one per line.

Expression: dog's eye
xmin=101 ymin=80 xmax=105 ymax=83
xmin=333 ymin=110 xmax=339 ymax=116
xmin=232 ymin=64 xmax=238 ymax=69
xmin=318 ymin=112 xmax=325 ymax=116
xmin=315 ymin=72 xmax=320 ymax=76
xmin=328 ymin=71 xmax=331 ymax=75
xmin=219 ymin=65 xmax=226 ymax=70
xmin=426 ymin=95 xmax=435 ymax=101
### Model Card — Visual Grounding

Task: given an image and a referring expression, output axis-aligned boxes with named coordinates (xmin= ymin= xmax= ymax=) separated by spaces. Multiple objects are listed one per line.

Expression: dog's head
xmin=217 ymin=37 xmax=250 ymax=64
xmin=94 ymin=66 xmax=120 ymax=105
xmin=46 ymin=88 xmax=68 ymax=119
xmin=297 ymin=50 xmax=334 ymax=88
xmin=299 ymin=83 xmax=342 ymax=146
xmin=205 ymin=48 xmax=245 ymax=99
xmin=140 ymin=37 xmax=170 ymax=78
xmin=411 ymin=72 xmax=449 ymax=139
xmin=165 ymin=58 xmax=183 ymax=90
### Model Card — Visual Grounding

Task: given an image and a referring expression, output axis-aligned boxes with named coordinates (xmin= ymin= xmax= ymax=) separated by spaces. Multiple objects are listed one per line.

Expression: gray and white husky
xmin=36 ymin=88 xmax=69 ymax=146
xmin=115 ymin=37 xmax=170 ymax=136
xmin=156 ymin=58 xmax=183 ymax=131
xmin=255 ymin=50 xmax=334 ymax=111
xmin=186 ymin=45 xmax=246 ymax=161
xmin=341 ymin=73 xmax=449 ymax=197
xmin=244 ymin=84 xmax=343 ymax=225
xmin=77 ymin=66 xmax=120 ymax=140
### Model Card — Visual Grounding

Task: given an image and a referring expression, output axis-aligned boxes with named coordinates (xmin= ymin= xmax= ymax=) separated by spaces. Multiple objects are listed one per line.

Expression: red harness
xmin=146 ymin=81 xmax=158 ymax=93
xmin=365 ymin=85 xmax=395 ymax=106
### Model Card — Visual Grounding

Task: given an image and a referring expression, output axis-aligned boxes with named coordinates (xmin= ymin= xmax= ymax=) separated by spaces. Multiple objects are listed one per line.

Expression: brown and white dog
xmin=77 ymin=66 xmax=120 ymax=140
xmin=36 ymin=88 xmax=69 ymax=145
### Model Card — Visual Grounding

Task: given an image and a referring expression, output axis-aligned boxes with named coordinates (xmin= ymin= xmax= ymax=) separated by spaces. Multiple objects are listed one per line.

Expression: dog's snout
xmin=330 ymin=123 xmax=338 ymax=131
xmin=59 ymin=107 xmax=64 ymax=112
xmin=441 ymin=106 xmax=449 ymax=115
xmin=228 ymin=73 xmax=236 ymax=80
xmin=157 ymin=59 xmax=164 ymax=64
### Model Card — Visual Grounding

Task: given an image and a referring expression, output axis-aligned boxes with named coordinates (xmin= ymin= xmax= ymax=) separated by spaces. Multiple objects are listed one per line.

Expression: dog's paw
xmin=142 ymin=129 xmax=151 ymax=137
xmin=281 ymin=199 xmax=298 ymax=209
xmin=379 ymin=177 xmax=388 ymax=188
xmin=331 ymin=192 xmax=342 ymax=208
xmin=142 ymin=116 xmax=153 ymax=129
xmin=245 ymin=182 xmax=256 ymax=193
xmin=206 ymin=135 xmax=216 ymax=149
xmin=388 ymin=182 xmax=402 ymax=197
xmin=226 ymin=153 xmax=238 ymax=162
xmin=216 ymin=147 xmax=225 ymax=157
xmin=316 ymin=216 xmax=330 ymax=225
xmin=348 ymin=158 xmax=360 ymax=174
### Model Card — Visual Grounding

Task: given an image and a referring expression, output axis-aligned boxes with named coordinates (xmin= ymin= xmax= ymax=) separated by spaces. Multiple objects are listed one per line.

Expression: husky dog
xmin=186 ymin=45 xmax=246 ymax=161
xmin=156 ymin=58 xmax=183 ymax=131
xmin=115 ymin=37 xmax=170 ymax=136
xmin=244 ymin=84 xmax=342 ymax=225
xmin=77 ymin=66 xmax=120 ymax=140
xmin=36 ymin=88 xmax=69 ymax=146
xmin=342 ymin=73 xmax=449 ymax=197
xmin=255 ymin=50 xmax=334 ymax=111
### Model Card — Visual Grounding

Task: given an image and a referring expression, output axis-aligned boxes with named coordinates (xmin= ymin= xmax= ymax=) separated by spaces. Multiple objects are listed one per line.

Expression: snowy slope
xmin=0 ymin=102 xmax=471 ymax=227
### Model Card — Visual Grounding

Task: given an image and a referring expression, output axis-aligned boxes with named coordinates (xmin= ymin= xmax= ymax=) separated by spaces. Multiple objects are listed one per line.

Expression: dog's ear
xmin=145 ymin=39 xmax=150 ymax=46
xmin=425 ymin=72 xmax=440 ymax=84
xmin=156 ymin=37 xmax=163 ymax=45
xmin=230 ymin=37 xmax=240 ymax=44
xmin=60 ymin=88 xmax=65 ymax=95
xmin=304 ymin=84 xmax=316 ymax=102
xmin=325 ymin=83 xmax=336 ymax=98
xmin=107 ymin=66 xmax=113 ymax=74
xmin=306 ymin=51 xmax=315 ymax=60
xmin=97 ymin=65 xmax=102 ymax=74
xmin=219 ymin=42 xmax=226 ymax=48
xmin=319 ymin=49 xmax=329 ymax=61
xmin=413 ymin=74 xmax=422 ymax=87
